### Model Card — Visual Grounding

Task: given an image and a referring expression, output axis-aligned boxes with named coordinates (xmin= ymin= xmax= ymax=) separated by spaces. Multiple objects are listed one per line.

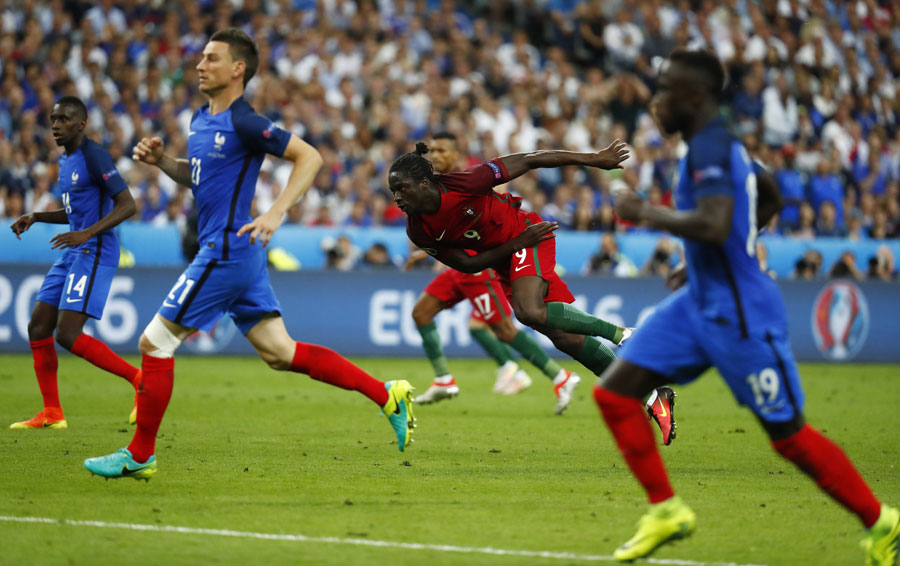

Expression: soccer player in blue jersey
xmin=84 ymin=29 xmax=415 ymax=480
xmin=597 ymin=49 xmax=899 ymax=564
xmin=9 ymin=96 xmax=141 ymax=430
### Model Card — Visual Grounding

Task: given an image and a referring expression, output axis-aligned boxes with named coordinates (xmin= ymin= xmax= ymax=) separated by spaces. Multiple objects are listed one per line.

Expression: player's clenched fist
xmin=132 ymin=137 xmax=165 ymax=165
xmin=591 ymin=139 xmax=629 ymax=170
xmin=10 ymin=213 xmax=36 ymax=239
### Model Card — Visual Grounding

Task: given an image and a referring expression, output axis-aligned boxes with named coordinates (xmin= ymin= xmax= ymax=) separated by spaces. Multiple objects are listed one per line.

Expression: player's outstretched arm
xmin=50 ymin=189 xmax=136 ymax=250
xmin=497 ymin=140 xmax=629 ymax=180
xmin=132 ymin=137 xmax=191 ymax=187
xmin=237 ymin=135 xmax=323 ymax=247
xmin=427 ymin=221 xmax=559 ymax=274
xmin=615 ymin=190 xmax=734 ymax=245
xmin=10 ymin=208 xmax=68 ymax=239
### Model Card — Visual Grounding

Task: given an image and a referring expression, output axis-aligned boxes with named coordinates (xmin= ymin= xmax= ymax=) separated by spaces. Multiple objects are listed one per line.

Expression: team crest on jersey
xmin=71 ymin=171 xmax=79 ymax=184
xmin=465 ymin=207 xmax=475 ymax=216
xmin=214 ymin=131 xmax=226 ymax=150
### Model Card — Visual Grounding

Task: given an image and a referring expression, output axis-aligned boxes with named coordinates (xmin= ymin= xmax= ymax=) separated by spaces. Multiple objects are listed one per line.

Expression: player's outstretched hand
xmin=613 ymin=189 xmax=645 ymax=222
xmin=592 ymin=139 xmax=629 ymax=170
xmin=512 ymin=221 xmax=558 ymax=251
xmin=50 ymin=230 xmax=92 ymax=250
xmin=666 ymin=262 xmax=688 ymax=291
xmin=10 ymin=213 xmax=36 ymax=240
xmin=237 ymin=209 xmax=283 ymax=247
xmin=132 ymin=137 xmax=165 ymax=165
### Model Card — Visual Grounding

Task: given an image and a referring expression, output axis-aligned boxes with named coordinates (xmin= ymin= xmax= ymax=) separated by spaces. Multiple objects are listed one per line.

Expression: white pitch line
xmin=0 ymin=515 xmax=767 ymax=566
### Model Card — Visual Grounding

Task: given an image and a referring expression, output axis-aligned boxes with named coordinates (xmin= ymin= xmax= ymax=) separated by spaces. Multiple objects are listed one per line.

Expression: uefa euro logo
xmin=182 ymin=314 xmax=239 ymax=354
xmin=811 ymin=281 xmax=869 ymax=360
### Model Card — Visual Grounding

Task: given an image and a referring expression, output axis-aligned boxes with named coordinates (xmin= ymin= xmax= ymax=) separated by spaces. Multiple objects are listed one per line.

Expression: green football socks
xmin=546 ymin=302 xmax=625 ymax=343
xmin=418 ymin=322 xmax=450 ymax=377
xmin=510 ymin=330 xmax=562 ymax=379
xmin=470 ymin=327 xmax=515 ymax=366
xmin=573 ymin=336 xmax=617 ymax=376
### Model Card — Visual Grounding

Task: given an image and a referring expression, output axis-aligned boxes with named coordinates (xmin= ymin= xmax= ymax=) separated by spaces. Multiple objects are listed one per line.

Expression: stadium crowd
xmin=1 ymin=0 xmax=899 ymax=279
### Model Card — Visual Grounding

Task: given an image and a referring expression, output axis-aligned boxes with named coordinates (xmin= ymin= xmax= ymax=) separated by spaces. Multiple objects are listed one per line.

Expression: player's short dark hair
xmin=431 ymin=131 xmax=458 ymax=144
xmin=668 ymin=48 xmax=726 ymax=96
xmin=210 ymin=27 xmax=259 ymax=87
xmin=389 ymin=142 xmax=436 ymax=183
xmin=54 ymin=96 xmax=87 ymax=121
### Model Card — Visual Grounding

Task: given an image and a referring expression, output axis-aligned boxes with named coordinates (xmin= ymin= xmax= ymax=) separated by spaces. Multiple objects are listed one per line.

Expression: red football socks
xmin=595 ymin=385 xmax=675 ymax=504
xmin=71 ymin=334 xmax=141 ymax=387
xmin=31 ymin=337 xmax=61 ymax=411
xmin=772 ymin=424 xmax=882 ymax=528
xmin=127 ymin=354 xmax=174 ymax=463
xmin=291 ymin=342 xmax=389 ymax=406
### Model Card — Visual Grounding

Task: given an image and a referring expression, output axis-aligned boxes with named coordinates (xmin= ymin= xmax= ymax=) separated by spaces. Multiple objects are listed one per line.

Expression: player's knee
xmin=490 ymin=319 xmax=517 ymax=343
xmin=263 ymin=351 xmax=292 ymax=371
xmin=141 ymin=317 xmax=183 ymax=358
xmin=27 ymin=319 xmax=54 ymax=341
xmin=412 ymin=300 xmax=436 ymax=326
xmin=513 ymin=302 xmax=544 ymax=328
xmin=54 ymin=326 xmax=80 ymax=351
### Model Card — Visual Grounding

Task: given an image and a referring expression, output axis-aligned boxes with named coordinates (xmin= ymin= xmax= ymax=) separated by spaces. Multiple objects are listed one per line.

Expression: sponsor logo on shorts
xmin=811 ymin=281 xmax=869 ymax=360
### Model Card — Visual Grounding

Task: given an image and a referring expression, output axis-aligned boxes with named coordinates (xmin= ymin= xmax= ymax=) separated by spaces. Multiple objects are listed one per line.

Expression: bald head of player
xmin=651 ymin=49 xmax=725 ymax=140
xmin=197 ymin=27 xmax=259 ymax=97
xmin=388 ymin=142 xmax=445 ymax=216
xmin=50 ymin=96 xmax=87 ymax=153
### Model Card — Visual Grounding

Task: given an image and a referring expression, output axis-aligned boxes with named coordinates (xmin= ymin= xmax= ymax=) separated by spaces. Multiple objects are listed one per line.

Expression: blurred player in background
xmin=9 ymin=96 xmax=141 ymax=430
xmin=601 ymin=49 xmax=900 ymax=564
xmin=84 ymin=29 xmax=415 ymax=481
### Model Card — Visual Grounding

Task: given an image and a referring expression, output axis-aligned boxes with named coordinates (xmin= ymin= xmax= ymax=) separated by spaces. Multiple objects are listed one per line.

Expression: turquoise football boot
xmin=382 ymin=380 xmax=416 ymax=452
xmin=84 ymin=448 xmax=157 ymax=481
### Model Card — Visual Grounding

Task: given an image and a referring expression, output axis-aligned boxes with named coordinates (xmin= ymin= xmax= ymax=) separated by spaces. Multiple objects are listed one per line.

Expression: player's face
xmin=428 ymin=138 xmax=459 ymax=174
xmin=50 ymin=104 xmax=85 ymax=147
xmin=388 ymin=171 xmax=430 ymax=216
xmin=651 ymin=62 xmax=692 ymax=136
xmin=196 ymin=41 xmax=241 ymax=95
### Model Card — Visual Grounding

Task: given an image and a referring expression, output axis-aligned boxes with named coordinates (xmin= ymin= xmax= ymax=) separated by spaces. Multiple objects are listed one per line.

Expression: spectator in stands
xmin=793 ymin=249 xmax=824 ymax=280
xmin=816 ymin=201 xmax=847 ymax=238
xmin=640 ymin=237 xmax=677 ymax=278
xmin=586 ymin=233 xmax=637 ymax=277
xmin=809 ymin=157 xmax=845 ymax=225
xmin=794 ymin=202 xmax=817 ymax=240
xmin=774 ymin=144 xmax=806 ymax=232
xmin=604 ymin=9 xmax=644 ymax=71
xmin=867 ymin=245 xmax=897 ymax=281
xmin=322 ymin=235 xmax=360 ymax=272
xmin=360 ymin=242 xmax=396 ymax=270
xmin=762 ymin=73 xmax=798 ymax=147
xmin=828 ymin=251 xmax=865 ymax=281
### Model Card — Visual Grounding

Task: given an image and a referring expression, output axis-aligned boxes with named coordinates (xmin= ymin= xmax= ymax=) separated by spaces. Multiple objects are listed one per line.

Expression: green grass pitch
xmin=1 ymin=354 xmax=898 ymax=565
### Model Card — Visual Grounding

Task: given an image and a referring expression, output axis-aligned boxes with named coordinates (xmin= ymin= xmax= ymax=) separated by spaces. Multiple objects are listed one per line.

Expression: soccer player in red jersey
xmin=408 ymin=133 xmax=579 ymax=404
xmin=389 ymin=141 xmax=676 ymax=421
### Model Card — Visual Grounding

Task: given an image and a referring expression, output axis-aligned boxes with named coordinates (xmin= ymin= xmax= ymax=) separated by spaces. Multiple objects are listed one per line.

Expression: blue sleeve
xmin=232 ymin=106 xmax=292 ymax=157
xmin=84 ymin=142 xmax=127 ymax=197
xmin=687 ymin=135 xmax=733 ymax=200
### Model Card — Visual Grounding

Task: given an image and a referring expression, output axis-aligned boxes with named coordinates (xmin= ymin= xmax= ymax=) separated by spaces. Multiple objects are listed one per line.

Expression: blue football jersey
xmin=188 ymin=98 xmax=291 ymax=261
xmin=674 ymin=117 xmax=785 ymax=336
xmin=56 ymin=137 xmax=127 ymax=266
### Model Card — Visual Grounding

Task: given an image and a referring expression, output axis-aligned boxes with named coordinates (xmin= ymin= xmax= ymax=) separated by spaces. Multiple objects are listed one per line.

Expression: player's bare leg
xmin=56 ymin=309 xmax=142 ymax=424
xmin=246 ymin=315 xmax=414 ymax=451
xmin=597 ymin=360 xmax=694 ymax=560
xmin=412 ymin=293 xmax=458 ymax=403
xmin=10 ymin=301 xmax=67 ymax=429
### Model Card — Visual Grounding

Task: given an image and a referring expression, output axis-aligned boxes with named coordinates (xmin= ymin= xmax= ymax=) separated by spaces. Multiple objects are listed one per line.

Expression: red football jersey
xmin=406 ymin=159 xmax=532 ymax=254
